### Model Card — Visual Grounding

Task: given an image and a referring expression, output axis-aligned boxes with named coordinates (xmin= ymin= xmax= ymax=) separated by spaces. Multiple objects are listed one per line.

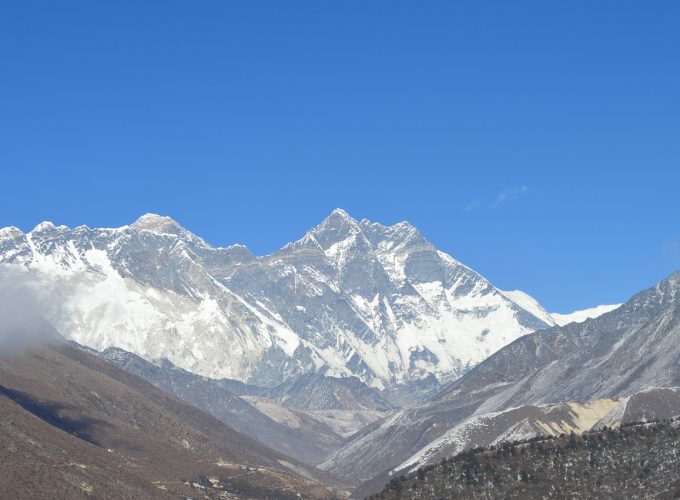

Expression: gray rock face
xmin=0 ymin=210 xmax=552 ymax=390
xmin=321 ymin=271 xmax=680 ymax=485
xmin=438 ymin=271 xmax=680 ymax=407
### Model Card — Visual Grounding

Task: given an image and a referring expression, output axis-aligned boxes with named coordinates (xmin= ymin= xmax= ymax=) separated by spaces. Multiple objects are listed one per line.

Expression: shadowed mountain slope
xmin=0 ymin=340 xmax=349 ymax=499
xmin=99 ymin=347 xmax=349 ymax=465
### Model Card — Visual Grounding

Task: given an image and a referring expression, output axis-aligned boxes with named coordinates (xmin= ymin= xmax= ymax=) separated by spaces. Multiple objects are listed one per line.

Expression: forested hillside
xmin=374 ymin=419 xmax=680 ymax=499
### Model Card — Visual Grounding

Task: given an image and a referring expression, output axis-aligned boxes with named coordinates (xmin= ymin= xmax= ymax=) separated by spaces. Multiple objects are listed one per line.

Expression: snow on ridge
xmin=131 ymin=213 xmax=183 ymax=233
xmin=501 ymin=289 xmax=556 ymax=326
xmin=551 ymin=304 xmax=622 ymax=326
xmin=30 ymin=221 xmax=61 ymax=233
xmin=0 ymin=226 xmax=23 ymax=239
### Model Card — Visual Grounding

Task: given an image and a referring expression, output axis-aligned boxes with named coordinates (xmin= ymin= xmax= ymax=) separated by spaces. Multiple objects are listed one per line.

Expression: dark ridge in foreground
xmin=373 ymin=419 xmax=680 ymax=499
xmin=0 ymin=341 xmax=348 ymax=499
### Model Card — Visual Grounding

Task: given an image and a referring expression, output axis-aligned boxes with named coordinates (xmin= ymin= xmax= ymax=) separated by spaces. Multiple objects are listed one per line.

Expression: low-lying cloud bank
xmin=0 ymin=265 xmax=62 ymax=352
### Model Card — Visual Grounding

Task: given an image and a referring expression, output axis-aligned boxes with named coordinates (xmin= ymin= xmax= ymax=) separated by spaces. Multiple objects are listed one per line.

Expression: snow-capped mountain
xmin=0 ymin=209 xmax=553 ymax=388
xmin=321 ymin=271 xmax=680 ymax=490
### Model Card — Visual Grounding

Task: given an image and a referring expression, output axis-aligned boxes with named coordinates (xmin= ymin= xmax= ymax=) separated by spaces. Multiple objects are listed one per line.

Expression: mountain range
xmin=0 ymin=210 xmax=563 ymax=393
xmin=2 ymin=210 xmax=672 ymax=499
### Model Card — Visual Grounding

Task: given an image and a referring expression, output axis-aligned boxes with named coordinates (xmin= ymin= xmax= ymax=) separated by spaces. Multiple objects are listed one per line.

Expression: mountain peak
xmin=284 ymin=209 xmax=366 ymax=254
xmin=304 ymin=208 xmax=356 ymax=234
xmin=131 ymin=213 xmax=181 ymax=233
xmin=325 ymin=208 xmax=357 ymax=224
xmin=0 ymin=226 xmax=23 ymax=239
xmin=31 ymin=221 xmax=57 ymax=233
xmin=359 ymin=217 xmax=418 ymax=234
xmin=392 ymin=220 xmax=417 ymax=230
xmin=358 ymin=218 xmax=430 ymax=253
xmin=130 ymin=213 xmax=212 ymax=249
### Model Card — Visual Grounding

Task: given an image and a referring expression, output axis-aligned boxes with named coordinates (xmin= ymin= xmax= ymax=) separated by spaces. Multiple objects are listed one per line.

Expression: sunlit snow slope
xmin=551 ymin=304 xmax=622 ymax=326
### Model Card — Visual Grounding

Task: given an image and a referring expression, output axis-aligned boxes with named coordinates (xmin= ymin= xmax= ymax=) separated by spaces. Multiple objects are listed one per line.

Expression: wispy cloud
xmin=464 ymin=185 xmax=529 ymax=212
xmin=464 ymin=201 xmax=481 ymax=212
xmin=490 ymin=185 xmax=529 ymax=209
xmin=662 ymin=239 xmax=680 ymax=265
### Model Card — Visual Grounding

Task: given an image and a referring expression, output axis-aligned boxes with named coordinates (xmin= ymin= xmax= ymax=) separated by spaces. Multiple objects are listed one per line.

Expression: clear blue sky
xmin=1 ymin=1 xmax=679 ymax=313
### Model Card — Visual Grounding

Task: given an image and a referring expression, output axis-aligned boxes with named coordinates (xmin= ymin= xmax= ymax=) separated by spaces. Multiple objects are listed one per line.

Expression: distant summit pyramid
xmin=131 ymin=213 xmax=182 ymax=233
xmin=0 ymin=209 xmax=553 ymax=388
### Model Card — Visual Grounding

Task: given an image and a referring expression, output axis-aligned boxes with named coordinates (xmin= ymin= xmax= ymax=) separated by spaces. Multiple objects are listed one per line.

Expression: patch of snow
xmin=551 ymin=304 xmax=622 ymax=326
xmin=501 ymin=289 xmax=556 ymax=326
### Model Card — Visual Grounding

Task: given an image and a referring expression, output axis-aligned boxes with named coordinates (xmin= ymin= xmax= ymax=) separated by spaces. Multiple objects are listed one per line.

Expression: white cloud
xmin=463 ymin=185 xmax=529 ymax=212
xmin=490 ymin=185 xmax=529 ymax=209
xmin=464 ymin=201 xmax=481 ymax=212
